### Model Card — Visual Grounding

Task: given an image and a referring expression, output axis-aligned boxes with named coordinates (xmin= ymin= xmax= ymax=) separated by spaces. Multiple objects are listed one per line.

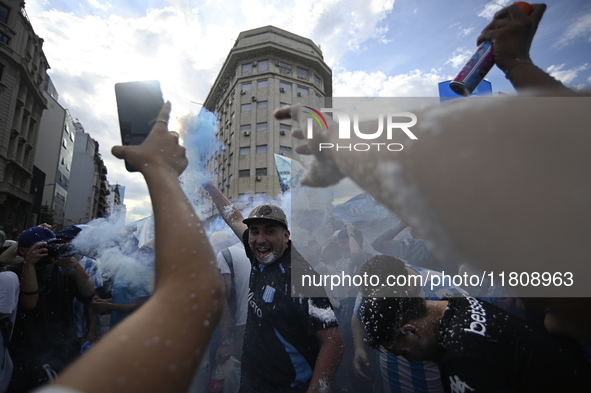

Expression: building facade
xmin=108 ymin=184 xmax=125 ymax=221
xmin=34 ymin=76 xmax=75 ymax=228
xmin=201 ymin=26 xmax=332 ymax=217
xmin=64 ymin=124 xmax=110 ymax=225
xmin=0 ymin=1 xmax=49 ymax=238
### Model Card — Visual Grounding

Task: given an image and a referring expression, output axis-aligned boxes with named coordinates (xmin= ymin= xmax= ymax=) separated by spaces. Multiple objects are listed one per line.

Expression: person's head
xmin=56 ymin=225 xmax=85 ymax=244
xmin=361 ymin=294 xmax=438 ymax=362
xmin=358 ymin=255 xmax=407 ymax=297
xmin=243 ymin=204 xmax=290 ymax=265
xmin=17 ymin=226 xmax=60 ymax=266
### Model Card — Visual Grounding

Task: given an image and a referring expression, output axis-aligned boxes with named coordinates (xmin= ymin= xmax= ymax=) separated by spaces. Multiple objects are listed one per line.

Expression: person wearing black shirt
xmin=205 ymin=183 xmax=344 ymax=393
xmin=6 ymin=226 xmax=94 ymax=392
xmin=361 ymin=294 xmax=591 ymax=392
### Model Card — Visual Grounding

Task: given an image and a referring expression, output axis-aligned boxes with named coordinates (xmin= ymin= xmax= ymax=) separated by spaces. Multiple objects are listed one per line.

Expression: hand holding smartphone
xmin=115 ymin=80 xmax=164 ymax=171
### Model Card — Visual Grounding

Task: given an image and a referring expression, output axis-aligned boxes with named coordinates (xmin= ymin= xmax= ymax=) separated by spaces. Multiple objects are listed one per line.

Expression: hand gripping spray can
xmin=449 ymin=2 xmax=533 ymax=97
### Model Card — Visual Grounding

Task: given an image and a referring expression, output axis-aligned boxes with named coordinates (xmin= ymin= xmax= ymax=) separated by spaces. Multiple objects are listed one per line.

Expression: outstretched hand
xmin=111 ymin=102 xmax=188 ymax=178
xmin=477 ymin=3 xmax=546 ymax=73
xmin=273 ymin=105 xmax=345 ymax=187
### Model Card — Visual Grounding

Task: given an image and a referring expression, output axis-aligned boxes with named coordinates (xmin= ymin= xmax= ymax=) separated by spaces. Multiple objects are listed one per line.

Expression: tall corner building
xmin=202 ymin=26 xmax=331 ymax=216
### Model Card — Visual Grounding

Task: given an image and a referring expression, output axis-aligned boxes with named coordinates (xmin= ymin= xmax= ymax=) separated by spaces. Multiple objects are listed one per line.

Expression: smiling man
xmin=360 ymin=294 xmax=591 ymax=393
xmin=204 ymin=183 xmax=343 ymax=393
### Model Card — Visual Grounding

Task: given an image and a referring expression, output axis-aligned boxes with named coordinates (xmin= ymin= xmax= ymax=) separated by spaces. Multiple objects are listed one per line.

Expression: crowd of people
xmin=0 ymin=3 xmax=589 ymax=393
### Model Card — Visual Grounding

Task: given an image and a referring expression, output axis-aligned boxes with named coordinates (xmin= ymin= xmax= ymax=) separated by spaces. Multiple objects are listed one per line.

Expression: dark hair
xmin=361 ymin=294 xmax=427 ymax=350
xmin=358 ymin=255 xmax=407 ymax=297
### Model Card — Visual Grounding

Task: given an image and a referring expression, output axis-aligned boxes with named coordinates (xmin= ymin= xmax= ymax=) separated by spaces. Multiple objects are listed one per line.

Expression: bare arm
xmin=306 ymin=326 xmax=344 ymax=393
xmin=204 ymin=182 xmax=248 ymax=240
xmin=370 ymin=221 xmax=407 ymax=255
xmin=345 ymin=224 xmax=365 ymax=268
xmin=18 ymin=242 xmax=48 ymax=311
xmin=89 ymin=296 xmax=150 ymax=314
xmin=0 ymin=243 xmax=22 ymax=265
xmin=55 ymin=102 xmax=223 ymax=393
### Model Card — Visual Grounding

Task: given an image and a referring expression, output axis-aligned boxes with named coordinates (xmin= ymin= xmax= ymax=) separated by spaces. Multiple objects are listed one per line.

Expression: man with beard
xmin=204 ymin=183 xmax=343 ymax=393
xmin=6 ymin=226 xmax=94 ymax=392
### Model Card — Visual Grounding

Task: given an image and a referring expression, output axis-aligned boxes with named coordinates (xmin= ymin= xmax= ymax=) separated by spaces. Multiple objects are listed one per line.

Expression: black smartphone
xmin=115 ymin=80 xmax=164 ymax=172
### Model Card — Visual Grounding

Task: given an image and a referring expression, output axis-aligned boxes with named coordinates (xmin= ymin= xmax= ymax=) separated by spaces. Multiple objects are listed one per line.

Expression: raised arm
xmin=370 ymin=221 xmax=408 ymax=255
xmin=52 ymin=102 xmax=223 ymax=393
xmin=477 ymin=3 xmax=573 ymax=95
xmin=204 ymin=182 xmax=248 ymax=240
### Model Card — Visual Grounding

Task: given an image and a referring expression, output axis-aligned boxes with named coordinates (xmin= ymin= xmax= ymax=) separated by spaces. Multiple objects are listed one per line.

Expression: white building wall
xmin=64 ymin=131 xmax=96 ymax=224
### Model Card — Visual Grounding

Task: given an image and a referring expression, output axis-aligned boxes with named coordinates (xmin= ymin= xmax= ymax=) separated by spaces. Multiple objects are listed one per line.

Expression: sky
xmin=26 ymin=0 xmax=591 ymax=222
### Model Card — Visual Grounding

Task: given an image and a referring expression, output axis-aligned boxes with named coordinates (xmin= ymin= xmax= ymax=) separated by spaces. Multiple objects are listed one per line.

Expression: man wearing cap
xmin=204 ymin=183 xmax=343 ymax=393
xmin=5 ymin=226 xmax=95 ymax=392
xmin=56 ymin=226 xmax=104 ymax=350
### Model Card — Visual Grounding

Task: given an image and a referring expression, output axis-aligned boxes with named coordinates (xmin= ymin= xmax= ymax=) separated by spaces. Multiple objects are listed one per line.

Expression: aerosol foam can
xmin=450 ymin=2 xmax=533 ymax=97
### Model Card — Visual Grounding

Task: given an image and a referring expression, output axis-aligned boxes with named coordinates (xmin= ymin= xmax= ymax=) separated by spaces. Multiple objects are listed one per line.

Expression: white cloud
xmin=460 ymin=27 xmax=474 ymax=36
xmin=546 ymin=63 xmax=589 ymax=85
xmin=333 ymin=67 xmax=451 ymax=97
xmin=445 ymin=47 xmax=472 ymax=68
xmin=477 ymin=0 xmax=510 ymax=20
xmin=87 ymin=0 xmax=112 ymax=11
xmin=555 ymin=12 xmax=591 ymax=48
xmin=25 ymin=0 xmax=397 ymax=221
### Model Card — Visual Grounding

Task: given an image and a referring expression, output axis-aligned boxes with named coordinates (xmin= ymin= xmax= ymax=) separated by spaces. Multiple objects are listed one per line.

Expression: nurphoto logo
xmin=304 ymin=107 xmax=418 ymax=152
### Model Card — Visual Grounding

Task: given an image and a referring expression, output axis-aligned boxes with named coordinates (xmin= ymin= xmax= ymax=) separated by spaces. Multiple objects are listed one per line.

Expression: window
xmin=280 ymin=82 xmax=291 ymax=91
xmin=257 ymin=122 xmax=267 ymax=131
xmin=241 ymin=103 xmax=251 ymax=112
xmin=0 ymin=5 xmax=9 ymax=24
xmin=242 ymin=63 xmax=252 ymax=75
xmin=240 ymin=147 xmax=250 ymax=155
xmin=256 ymin=168 xmax=267 ymax=176
xmin=256 ymin=145 xmax=267 ymax=154
xmin=277 ymin=61 xmax=291 ymax=75
xmin=297 ymin=67 xmax=309 ymax=80
xmin=229 ymin=174 xmax=233 ymax=184
xmin=239 ymin=169 xmax=250 ymax=178
xmin=258 ymin=60 xmax=268 ymax=72
xmin=257 ymin=80 xmax=268 ymax=88
xmin=297 ymin=87 xmax=308 ymax=96
xmin=257 ymin=101 xmax=268 ymax=109
xmin=0 ymin=63 xmax=4 ymax=81
xmin=242 ymin=82 xmax=252 ymax=91
xmin=240 ymin=125 xmax=251 ymax=133
xmin=0 ymin=32 xmax=9 ymax=45
xmin=315 ymin=93 xmax=322 ymax=104
xmin=280 ymin=146 xmax=292 ymax=155
xmin=280 ymin=124 xmax=292 ymax=133
xmin=62 ymin=138 xmax=67 ymax=148
xmin=314 ymin=74 xmax=323 ymax=89
xmin=280 ymin=102 xmax=289 ymax=107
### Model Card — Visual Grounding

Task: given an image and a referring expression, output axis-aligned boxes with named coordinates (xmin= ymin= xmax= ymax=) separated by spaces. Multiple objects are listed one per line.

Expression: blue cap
xmin=57 ymin=225 xmax=83 ymax=239
xmin=18 ymin=227 xmax=59 ymax=247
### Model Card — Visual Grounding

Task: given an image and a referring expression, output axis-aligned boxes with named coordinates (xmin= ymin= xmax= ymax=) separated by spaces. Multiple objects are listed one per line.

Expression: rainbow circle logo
xmin=303 ymin=106 xmax=329 ymax=130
